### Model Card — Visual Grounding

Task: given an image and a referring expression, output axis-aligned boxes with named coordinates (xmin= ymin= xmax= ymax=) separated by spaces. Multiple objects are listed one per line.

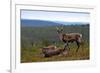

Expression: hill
xmin=21 ymin=19 xmax=89 ymax=27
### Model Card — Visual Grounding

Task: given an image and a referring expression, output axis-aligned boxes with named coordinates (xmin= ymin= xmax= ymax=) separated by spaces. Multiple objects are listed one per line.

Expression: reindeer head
xmin=56 ymin=26 xmax=64 ymax=34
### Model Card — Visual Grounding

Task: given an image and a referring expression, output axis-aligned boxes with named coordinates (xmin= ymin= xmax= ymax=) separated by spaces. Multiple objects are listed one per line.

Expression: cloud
xmin=21 ymin=10 xmax=90 ymax=22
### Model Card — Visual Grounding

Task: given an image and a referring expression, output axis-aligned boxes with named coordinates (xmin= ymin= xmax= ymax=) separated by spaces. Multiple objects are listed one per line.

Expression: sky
xmin=21 ymin=10 xmax=90 ymax=22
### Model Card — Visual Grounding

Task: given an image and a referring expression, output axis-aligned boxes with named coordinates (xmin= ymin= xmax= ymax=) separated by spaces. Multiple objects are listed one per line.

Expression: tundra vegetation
xmin=21 ymin=24 xmax=89 ymax=63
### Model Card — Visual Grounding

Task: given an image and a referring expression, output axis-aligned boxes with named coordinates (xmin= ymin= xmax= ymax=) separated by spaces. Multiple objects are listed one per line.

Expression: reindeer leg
xmin=64 ymin=42 xmax=69 ymax=51
xmin=67 ymin=42 xmax=70 ymax=51
xmin=64 ymin=43 xmax=67 ymax=51
xmin=76 ymin=41 xmax=80 ymax=52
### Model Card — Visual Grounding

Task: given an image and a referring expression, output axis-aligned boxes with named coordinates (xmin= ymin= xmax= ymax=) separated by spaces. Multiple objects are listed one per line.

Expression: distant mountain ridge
xmin=21 ymin=19 xmax=89 ymax=27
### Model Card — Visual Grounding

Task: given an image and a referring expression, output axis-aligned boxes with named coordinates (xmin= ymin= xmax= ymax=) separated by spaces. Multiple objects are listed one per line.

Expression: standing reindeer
xmin=56 ymin=26 xmax=82 ymax=52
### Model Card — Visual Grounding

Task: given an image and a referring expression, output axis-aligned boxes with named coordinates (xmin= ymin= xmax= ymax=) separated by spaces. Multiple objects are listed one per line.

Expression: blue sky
xmin=21 ymin=10 xmax=90 ymax=22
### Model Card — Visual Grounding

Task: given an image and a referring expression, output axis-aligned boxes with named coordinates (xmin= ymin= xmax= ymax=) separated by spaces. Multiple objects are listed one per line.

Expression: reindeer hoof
xmin=62 ymin=51 xmax=68 ymax=56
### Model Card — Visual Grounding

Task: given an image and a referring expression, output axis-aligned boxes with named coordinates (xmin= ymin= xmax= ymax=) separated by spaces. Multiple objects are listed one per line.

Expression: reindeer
xmin=42 ymin=45 xmax=67 ymax=57
xmin=56 ymin=26 xmax=82 ymax=52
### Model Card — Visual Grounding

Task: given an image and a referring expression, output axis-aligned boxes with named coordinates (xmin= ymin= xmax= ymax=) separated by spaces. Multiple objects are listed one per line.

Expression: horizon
xmin=21 ymin=19 xmax=89 ymax=23
xmin=21 ymin=19 xmax=89 ymax=27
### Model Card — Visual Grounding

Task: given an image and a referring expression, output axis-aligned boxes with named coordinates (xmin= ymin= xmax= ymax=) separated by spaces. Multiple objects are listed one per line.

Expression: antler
xmin=60 ymin=26 xmax=63 ymax=30
xmin=56 ymin=27 xmax=59 ymax=30
xmin=60 ymin=25 xmax=64 ymax=31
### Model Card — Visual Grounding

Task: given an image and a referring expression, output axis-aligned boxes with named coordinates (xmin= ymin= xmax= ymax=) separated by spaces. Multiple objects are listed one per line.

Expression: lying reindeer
xmin=42 ymin=45 xmax=67 ymax=57
xmin=56 ymin=26 xmax=82 ymax=52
